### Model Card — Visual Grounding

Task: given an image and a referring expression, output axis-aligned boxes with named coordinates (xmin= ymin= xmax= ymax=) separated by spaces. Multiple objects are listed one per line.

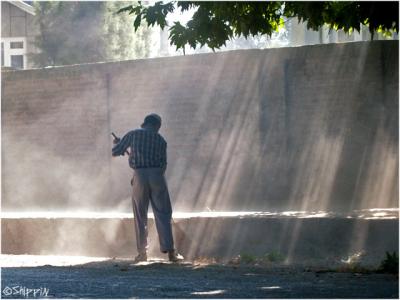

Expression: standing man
xmin=112 ymin=113 xmax=184 ymax=263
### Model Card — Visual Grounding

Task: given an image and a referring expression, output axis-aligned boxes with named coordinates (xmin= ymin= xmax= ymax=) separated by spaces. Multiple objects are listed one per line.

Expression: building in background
xmin=1 ymin=1 xmax=39 ymax=69
xmin=287 ymin=19 xmax=398 ymax=47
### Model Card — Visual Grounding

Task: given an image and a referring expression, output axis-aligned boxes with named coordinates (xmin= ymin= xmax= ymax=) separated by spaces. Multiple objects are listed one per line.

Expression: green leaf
xmin=133 ymin=14 xmax=142 ymax=31
xmin=121 ymin=1 xmax=398 ymax=52
xmin=116 ymin=5 xmax=133 ymax=14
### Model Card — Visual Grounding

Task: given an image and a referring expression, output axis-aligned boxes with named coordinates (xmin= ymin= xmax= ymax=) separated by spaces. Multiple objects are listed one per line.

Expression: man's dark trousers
xmin=131 ymin=167 xmax=174 ymax=254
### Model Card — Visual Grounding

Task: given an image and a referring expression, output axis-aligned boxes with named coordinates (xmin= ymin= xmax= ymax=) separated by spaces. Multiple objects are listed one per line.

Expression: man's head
xmin=141 ymin=113 xmax=162 ymax=131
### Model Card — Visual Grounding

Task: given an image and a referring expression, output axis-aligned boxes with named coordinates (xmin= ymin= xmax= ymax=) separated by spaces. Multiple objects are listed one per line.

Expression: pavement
xmin=1 ymin=256 xmax=398 ymax=298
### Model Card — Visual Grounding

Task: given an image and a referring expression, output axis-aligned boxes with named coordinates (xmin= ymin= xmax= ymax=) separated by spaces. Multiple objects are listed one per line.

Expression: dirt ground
xmin=1 ymin=257 xmax=398 ymax=299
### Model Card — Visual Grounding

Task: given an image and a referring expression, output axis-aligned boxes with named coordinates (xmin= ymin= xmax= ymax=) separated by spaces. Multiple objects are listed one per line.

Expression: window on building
xmin=1 ymin=38 xmax=27 ymax=69
xmin=11 ymin=55 xmax=24 ymax=69
xmin=10 ymin=41 xmax=24 ymax=49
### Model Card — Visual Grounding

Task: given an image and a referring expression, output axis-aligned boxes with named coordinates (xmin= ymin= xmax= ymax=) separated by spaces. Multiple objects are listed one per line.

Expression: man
xmin=112 ymin=113 xmax=184 ymax=263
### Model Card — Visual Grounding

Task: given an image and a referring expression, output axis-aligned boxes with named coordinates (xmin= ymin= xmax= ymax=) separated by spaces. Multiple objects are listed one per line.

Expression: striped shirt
xmin=112 ymin=128 xmax=167 ymax=169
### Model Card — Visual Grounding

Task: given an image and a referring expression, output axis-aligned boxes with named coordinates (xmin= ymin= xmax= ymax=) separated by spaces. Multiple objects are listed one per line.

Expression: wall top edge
xmin=1 ymin=40 xmax=398 ymax=78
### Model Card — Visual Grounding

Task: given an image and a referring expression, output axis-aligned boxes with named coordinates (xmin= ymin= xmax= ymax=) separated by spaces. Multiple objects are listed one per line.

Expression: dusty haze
xmin=1 ymin=41 xmax=398 ymax=213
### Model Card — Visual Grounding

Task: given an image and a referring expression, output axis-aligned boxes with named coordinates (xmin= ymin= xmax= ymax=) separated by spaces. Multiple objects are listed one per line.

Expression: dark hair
xmin=141 ymin=113 xmax=162 ymax=128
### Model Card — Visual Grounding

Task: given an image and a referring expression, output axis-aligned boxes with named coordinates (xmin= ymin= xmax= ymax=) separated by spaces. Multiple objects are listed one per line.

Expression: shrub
xmin=263 ymin=251 xmax=285 ymax=263
xmin=378 ymin=251 xmax=399 ymax=274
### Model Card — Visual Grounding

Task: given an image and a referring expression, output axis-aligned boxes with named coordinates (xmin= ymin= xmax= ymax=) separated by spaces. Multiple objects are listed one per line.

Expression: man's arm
xmin=112 ymin=132 xmax=132 ymax=157
xmin=160 ymin=140 xmax=167 ymax=174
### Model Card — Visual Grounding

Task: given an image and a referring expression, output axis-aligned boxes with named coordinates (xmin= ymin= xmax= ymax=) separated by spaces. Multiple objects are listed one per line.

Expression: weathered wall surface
xmin=2 ymin=41 xmax=398 ymax=212
xmin=2 ymin=215 xmax=398 ymax=265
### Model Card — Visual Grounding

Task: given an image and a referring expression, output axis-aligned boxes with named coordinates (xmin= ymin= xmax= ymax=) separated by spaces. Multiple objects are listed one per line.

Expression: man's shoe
xmin=133 ymin=252 xmax=147 ymax=263
xmin=168 ymin=250 xmax=184 ymax=262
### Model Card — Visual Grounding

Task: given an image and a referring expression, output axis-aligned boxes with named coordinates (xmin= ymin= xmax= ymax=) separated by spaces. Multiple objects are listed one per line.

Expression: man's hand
xmin=111 ymin=132 xmax=121 ymax=144
xmin=111 ymin=132 xmax=130 ymax=156
xmin=113 ymin=137 xmax=121 ymax=145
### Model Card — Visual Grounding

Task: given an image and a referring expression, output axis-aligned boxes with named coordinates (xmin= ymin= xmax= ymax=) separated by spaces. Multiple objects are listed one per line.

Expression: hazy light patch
xmin=350 ymin=208 xmax=399 ymax=219
xmin=191 ymin=290 xmax=226 ymax=295
xmin=363 ymin=208 xmax=399 ymax=212
xmin=0 ymin=211 xmax=269 ymax=219
xmin=129 ymin=258 xmax=173 ymax=266
xmin=1 ymin=209 xmax=398 ymax=219
xmin=0 ymin=254 xmax=108 ymax=267
xmin=372 ymin=212 xmax=389 ymax=217
xmin=364 ymin=216 xmax=397 ymax=220
xmin=174 ymin=211 xmax=268 ymax=218
xmin=301 ymin=212 xmax=329 ymax=218
xmin=0 ymin=212 xmax=133 ymax=219
xmin=357 ymin=123 xmax=398 ymax=209
xmin=280 ymin=211 xmax=330 ymax=218
xmin=341 ymin=251 xmax=364 ymax=265
xmin=280 ymin=211 xmax=307 ymax=216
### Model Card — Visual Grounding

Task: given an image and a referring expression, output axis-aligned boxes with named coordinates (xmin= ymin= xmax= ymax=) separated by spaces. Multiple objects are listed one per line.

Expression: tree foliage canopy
xmin=118 ymin=1 xmax=398 ymax=51
xmin=33 ymin=1 xmax=152 ymax=67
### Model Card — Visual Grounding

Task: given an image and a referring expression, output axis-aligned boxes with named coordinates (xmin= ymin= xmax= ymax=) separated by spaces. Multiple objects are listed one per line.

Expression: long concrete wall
xmin=2 ymin=215 xmax=398 ymax=266
xmin=2 ymin=41 xmax=398 ymax=212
